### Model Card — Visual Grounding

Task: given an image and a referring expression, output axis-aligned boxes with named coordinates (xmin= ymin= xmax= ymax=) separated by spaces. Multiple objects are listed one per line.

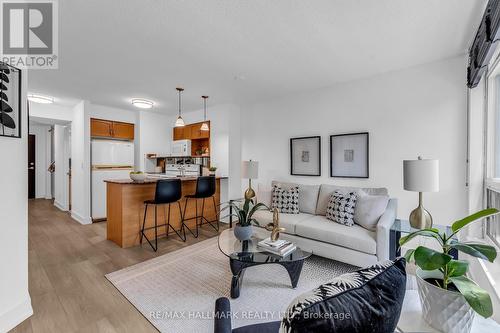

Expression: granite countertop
xmin=104 ymin=176 xmax=228 ymax=184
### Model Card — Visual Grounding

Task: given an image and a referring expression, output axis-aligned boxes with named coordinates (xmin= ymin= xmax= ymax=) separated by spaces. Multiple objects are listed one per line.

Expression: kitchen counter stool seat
xmin=182 ymin=176 xmax=220 ymax=238
xmin=140 ymin=179 xmax=185 ymax=251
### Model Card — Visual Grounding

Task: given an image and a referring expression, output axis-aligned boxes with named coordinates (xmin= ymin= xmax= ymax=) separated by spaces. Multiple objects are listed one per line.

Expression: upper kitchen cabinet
xmin=173 ymin=122 xmax=210 ymax=141
xmin=112 ymin=121 xmax=135 ymax=140
xmin=91 ymin=118 xmax=134 ymax=140
xmin=190 ymin=122 xmax=210 ymax=139
xmin=91 ymin=119 xmax=113 ymax=138
xmin=173 ymin=126 xmax=189 ymax=140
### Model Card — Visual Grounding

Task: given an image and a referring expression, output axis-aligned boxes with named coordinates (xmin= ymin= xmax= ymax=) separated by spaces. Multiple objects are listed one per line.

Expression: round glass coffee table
xmin=218 ymin=228 xmax=312 ymax=298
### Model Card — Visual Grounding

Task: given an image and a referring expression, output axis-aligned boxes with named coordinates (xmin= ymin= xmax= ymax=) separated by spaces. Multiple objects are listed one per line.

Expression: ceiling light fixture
xmin=28 ymin=94 xmax=54 ymax=104
xmin=174 ymin=87 xmax=185 ymax=127
xmin=131 ymin=98 xmax=153 ymax=109
xmin=200 ymin=95 xmax=209 ymax=131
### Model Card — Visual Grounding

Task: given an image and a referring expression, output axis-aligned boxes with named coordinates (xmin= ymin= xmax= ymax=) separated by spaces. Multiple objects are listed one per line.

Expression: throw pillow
xmin=325 ymin=191 xmax=357 ymax=226
xmin=272 ymin=185 xmax=299 ymax=214
xmin=280 ymin=258 xmax=407 ymax=333
xmin=354 ymin=191 xmax=390 ymax=231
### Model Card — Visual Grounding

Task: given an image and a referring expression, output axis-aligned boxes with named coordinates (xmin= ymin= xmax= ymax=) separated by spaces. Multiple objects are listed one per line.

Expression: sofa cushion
xmin=295 ymin=215 xmax=377 ymax=254
xmin=272 ymin=181 xmax=320 ymax=215
xmin=272 ymin=185 xmax=300 ymax=214
xmin=326 ymin=191 xmax=357 ymax=226
xmin=354 ymin=191 xmax=390 ymax=231
xmin=280 ymin=258 xmax=406 ymax=333
xmin=316 ymin=184 xmax=388 ymax=216
xmin=252 ymin=210 xmax=315 ymax=235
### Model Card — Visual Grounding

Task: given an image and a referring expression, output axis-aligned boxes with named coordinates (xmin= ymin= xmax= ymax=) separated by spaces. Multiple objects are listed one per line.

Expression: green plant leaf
xmin=414 ymin=246 xmax=452 ymax=270
xmin=451 ymin=208 xmax=498 ymax=234
xmin=447 ymin=259 xmax=469 ymax=277
xmin=449 ymin=242 xmax=497 ymax=263
xmin=399 ymin=229 xmax=443 ymax=247
xmin=449 ymin=275 xmax=493 ymax=318
xmin=404 ymin=249 xmax=416 ymax=262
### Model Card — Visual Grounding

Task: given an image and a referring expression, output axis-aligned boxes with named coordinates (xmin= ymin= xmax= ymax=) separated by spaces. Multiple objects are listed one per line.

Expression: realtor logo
xmin=0 ymin=0 xmax=58 ymax=69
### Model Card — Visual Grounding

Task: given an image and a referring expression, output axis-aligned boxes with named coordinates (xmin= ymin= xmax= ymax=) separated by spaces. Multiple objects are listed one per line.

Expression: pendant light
xmin=200 ymin=95 xmax=209 ymax=131
xmin=174 ymin=87 xmax=185 ymax=127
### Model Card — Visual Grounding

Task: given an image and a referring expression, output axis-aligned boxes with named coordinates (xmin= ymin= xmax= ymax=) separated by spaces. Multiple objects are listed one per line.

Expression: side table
xmin=389 ymin=219 xmax=458 ymax=260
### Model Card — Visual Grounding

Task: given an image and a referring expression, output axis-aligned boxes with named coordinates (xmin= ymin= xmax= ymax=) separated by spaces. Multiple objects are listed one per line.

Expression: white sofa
xmin=253 ymin=181 xmax=397 ymax=267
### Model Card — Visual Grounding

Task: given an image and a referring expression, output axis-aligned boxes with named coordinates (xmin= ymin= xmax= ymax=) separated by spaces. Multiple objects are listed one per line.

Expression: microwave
xmin=171 ymin=139 xmax=191 ymax=156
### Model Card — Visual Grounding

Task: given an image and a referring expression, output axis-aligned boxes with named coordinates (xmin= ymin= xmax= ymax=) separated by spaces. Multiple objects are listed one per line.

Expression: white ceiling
xmin=27 ymin=0 xmax=487 ymax=114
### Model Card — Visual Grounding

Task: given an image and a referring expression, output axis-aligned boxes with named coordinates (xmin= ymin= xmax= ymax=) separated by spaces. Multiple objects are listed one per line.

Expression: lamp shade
xmin=242 ymin=160 xmax=259 ymax=179
xmin=403 ymin=158 xmax=439 ymax=192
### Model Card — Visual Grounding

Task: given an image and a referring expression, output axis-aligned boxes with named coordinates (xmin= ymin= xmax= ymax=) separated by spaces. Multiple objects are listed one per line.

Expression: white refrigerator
xmin=91 ymin=139 xmax=135 ymax=221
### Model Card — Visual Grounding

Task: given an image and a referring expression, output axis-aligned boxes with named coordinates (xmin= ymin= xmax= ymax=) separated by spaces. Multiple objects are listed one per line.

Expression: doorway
xmin=28 ymin=134 xmax=35 ymax=199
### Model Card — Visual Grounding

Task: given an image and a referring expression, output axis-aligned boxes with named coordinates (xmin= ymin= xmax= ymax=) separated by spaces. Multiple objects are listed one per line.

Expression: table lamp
xmin=242 ymin=160 xmax=259 ymax=200
xmin=403 ymin=156 xmax=439 ymax=229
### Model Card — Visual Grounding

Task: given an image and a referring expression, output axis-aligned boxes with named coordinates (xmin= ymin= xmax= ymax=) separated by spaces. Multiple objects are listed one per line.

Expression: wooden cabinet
xmin=91 ymin=118 xmax=134 ymax=140
xmin=173 ymin=127 xmax=189 ymax=140
xmin=190 ymin=124 xmax=210 ymax=139
xmin=173 ymin=122 xmax=210 ymax=141
xmin=112 ymin=122 xmax=135 ymax=140
xmin=91 ymin=119 xmax=113 ymax=138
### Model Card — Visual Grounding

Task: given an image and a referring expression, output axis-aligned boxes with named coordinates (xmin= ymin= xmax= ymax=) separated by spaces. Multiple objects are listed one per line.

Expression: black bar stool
xmin=181 ymin=176 xmax=219 ymax=238
xmin=140 ymin=179 xmax=185 ymax=251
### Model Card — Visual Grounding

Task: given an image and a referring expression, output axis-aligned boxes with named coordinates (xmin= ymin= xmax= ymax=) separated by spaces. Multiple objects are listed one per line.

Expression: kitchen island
xmin=105 ymin=176 xmax=227 ymax=248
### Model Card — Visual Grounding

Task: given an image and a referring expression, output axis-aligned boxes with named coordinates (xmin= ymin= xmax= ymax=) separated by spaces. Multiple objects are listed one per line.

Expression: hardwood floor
xmin=11 ymin=199 xmax=227 ymax=333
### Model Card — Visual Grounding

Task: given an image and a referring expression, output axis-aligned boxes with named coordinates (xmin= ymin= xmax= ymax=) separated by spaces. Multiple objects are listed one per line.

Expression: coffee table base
xmin=229 ymin=258 xmax=305 ymax=298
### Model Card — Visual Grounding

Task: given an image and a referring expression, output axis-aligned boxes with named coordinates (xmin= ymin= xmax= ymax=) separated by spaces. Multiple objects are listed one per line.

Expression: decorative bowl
xmin=130 ymin=172 xmax=147 ymax=182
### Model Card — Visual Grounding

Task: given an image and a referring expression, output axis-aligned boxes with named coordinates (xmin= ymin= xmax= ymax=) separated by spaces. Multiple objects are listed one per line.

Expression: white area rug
xmin=106 ymin=237 xmax=357 ymax=333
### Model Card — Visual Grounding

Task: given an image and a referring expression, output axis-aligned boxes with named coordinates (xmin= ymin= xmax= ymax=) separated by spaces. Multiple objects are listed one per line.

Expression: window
xmin=486 ymin=188 xmax=500 ymax=248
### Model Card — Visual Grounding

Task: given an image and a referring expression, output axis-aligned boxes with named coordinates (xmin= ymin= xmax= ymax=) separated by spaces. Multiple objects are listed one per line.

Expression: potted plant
xmin=224 ymin=199 xmax=268 ymax=241
xmin=209 ymin=166 xmax=217 ymax=176
xmin=400 ymin=208 xmax=498 ymax=333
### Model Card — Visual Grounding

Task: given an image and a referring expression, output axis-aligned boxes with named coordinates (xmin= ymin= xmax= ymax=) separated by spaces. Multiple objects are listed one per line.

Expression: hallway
xmin=12 ymin=199 xmax=224 ymax=333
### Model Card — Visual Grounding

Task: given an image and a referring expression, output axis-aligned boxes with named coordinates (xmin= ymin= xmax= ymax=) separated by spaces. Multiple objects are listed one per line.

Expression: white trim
xmin=71 ymin=211 xmax=92 ymax=225
xmin=53 ymin=199 xmax=67 ymax=211
xmin=0 ymin=294 xmax=33 ymax=332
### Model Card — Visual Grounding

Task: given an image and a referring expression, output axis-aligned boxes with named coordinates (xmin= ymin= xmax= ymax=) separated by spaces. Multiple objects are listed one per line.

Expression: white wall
xmin=70 ymin=101 xmax=90 ymax=224
xmin=53 ymin=124 xmax=70 ymax=211
xmin=0 ymin=71 xmax=33 ymax=331
xmin=181 ymin=103 xmax=242 ymax=200
xmin=29 ymin=103 xmax=73 ymax=122
xmin=241 ymin=56 xmax=468 ymax=225
xmin=136 ymin=110 xmax=173 ymax=172
xmin=28 ymin=123 xmax=52 ymax=199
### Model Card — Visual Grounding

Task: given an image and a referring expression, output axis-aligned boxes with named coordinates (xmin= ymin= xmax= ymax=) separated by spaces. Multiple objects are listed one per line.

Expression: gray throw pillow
xmin=354 ymin=191 xmax=390 ymax=231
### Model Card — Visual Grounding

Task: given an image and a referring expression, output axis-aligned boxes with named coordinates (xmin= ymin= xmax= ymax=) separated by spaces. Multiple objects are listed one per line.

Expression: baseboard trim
xmin=71 ymin=211 xmax=92 ymax=225
xmin=53 ymin=200 xmax=68 ymax=212
xmin=0 ymin=294 xmax=33 ymax=332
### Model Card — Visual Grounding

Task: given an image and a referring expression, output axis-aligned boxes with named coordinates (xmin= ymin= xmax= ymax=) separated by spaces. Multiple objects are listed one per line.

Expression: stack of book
xmin=257 ymin=238 xmax=296 ymax=256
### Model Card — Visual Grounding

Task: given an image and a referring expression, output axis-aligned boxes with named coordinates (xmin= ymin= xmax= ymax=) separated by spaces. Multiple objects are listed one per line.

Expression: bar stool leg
xmin=165 ymin=201 xmax=186 ymax=242
xmin=178 ymin=201 xmax=187 ymax=241
xmin=154 ymin=205 xmax=158 ymax=251
xmin=140 ymin=203 xmax=148 ymax=244
xmin=181 ymin=197 xmax=198 ymax=238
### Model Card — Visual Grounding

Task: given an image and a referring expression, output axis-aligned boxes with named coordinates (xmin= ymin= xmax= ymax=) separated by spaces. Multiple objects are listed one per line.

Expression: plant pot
xmin=209 ymin=171 xmax=216 ymax=176
xmin=234 ymin=224 xmax=252 ymax=241
xmin=416 ymin=269 xmax=474 ymax=333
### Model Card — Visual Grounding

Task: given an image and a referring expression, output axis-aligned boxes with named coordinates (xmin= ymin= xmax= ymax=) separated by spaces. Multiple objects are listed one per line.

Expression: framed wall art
xmin=290 ymin=136 xmax=321 ymax=176
xmin=330 ymin=132 xmax=369 ymax=178
xmin=0 ymin=62 xmax=21 ymax=138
